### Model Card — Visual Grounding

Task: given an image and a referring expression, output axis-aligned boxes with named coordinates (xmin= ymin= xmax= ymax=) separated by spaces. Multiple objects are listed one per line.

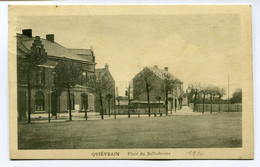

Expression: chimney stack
xmin=105 ymin=63 xmax=109 ymax=69
xmin=154 ymin=65 xmax=158 ymax=69
xmin=22 ymin=29 xmax=32 ymax=37
xmin=46 ymin=34 xmax=54 ymax=42
xmin=164 ymin=67 xmax=168 ymax=71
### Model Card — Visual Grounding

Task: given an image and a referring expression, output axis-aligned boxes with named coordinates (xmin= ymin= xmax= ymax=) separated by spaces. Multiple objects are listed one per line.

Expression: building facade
xmin=17 ymin=29 xmax=97 ymax=119
xmin=131 ymin=66 xmax=183 ymax=110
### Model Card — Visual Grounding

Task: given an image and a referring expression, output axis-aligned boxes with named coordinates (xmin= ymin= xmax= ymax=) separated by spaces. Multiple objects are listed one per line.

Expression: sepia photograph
xmin=8 ymin=5 xmax=253 ymax=159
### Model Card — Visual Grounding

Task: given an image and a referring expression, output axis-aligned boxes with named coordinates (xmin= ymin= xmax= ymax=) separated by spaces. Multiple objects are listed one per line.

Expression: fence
xmin=189 ymin=103 xmax=242 ymax=112
xmin=103 ymin=107 xmax=168 ymax=115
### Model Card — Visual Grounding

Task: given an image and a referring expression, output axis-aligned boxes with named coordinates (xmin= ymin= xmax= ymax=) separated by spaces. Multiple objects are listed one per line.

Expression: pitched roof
xmin=95 ymin=68 xmax=115 ymax=82
xmin=145 ymin=66 xmax=182 ymax=83
xmin=69 ymin=49 xmax=93 ymax=55
xmin=17 ymin=34 xmax=93 ymax=62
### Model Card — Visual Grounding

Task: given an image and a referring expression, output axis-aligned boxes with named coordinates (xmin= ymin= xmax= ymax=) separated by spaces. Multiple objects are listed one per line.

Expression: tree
xmin=188 ymin=83 xmax=201 ymax=112
xmin=156 ymin=96 xmax=162 ymax=116
xmin=199 ymin=86 xmax=209 ymax=114
xmin=134 ymin=68 xmax=153 ymax=117
xmin=53 ymin=58 xmax=82 ymax=121
xmin=24 ymin=36 xmax=47 ymax=123
xmin=207 ymin=85 xmax=218 ymax=113
xmin=161 ymin=74 xmax=177 ymax=115
xmin=230 ymin=88 xmax=242 ymax=104
xmin=87 ymin=73 xmax=112 ymax=120
xmin=216 ymin=87 xmax=226 ymax=113
xmin=105 ymin=94 xmax=113 ymax=117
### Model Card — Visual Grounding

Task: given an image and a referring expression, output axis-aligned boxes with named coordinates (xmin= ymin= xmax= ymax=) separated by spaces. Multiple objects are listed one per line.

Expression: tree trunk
xmin=146 ymin=85 xmax=151 ymax=117
xmin=48 ymin=92 xmax=51 ymax=123
xmin=218 ymin=97 xmax=221 ymax=113
xmin=174 ymin=99 xmax=177 ymax=113
xmin=158 ymin=100 xmax=161 ymax=115
xmin=27 ymin=71 xmax=31 ymax=123
xmin=165 ymin=91 xmax=168 ymax=115
xmin=99 ymin=93 xmax=104 ymax=120
xmin=128 ymin=94 xmax=130 ymax=118
xmin=108 ymin=100 xmax=111 ymax=117
xmin=202 ymin=94 xmax=205 ymax=114
xmin=193 ymin=93 xmax=197 ymax=112
xmin=67 ymin=86 xmax=72 ymax=121
xmin=210 ymin=95 xmax=213 ymax=114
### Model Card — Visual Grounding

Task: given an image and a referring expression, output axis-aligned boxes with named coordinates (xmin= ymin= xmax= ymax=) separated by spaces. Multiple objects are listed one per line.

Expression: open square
xmin=18 ymin=112 xmax=242 ymax=149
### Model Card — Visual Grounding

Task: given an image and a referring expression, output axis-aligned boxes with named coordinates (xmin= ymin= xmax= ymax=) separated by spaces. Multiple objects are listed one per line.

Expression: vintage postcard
xmin=9 ymin=5 xmax=253 ymax=159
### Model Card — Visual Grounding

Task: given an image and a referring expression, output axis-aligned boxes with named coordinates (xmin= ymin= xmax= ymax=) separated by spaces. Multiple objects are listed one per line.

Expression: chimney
xmin=22 ymin=29 xmax=32 ymax=37
xmin=46 ymin=34 xmax=54 ymax=42
xmin=164 ymin=67 xmax=168 ymax=71
xmin=105 ymin=63 xmax=109 ymax=69
xmin=154 ymin=65 xmax=158 ymax=69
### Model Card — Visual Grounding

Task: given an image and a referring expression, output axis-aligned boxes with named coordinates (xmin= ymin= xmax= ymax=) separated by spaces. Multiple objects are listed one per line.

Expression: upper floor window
xmin=18 ymin=66 xmax=26 ymax=81
xmin=80 ymin=71 xmax=87 ymax=85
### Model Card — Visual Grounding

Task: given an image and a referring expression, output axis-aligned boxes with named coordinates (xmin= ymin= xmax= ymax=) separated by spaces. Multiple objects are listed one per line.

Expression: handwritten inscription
xmin=186 ymin=151 xmax=205 ymax=157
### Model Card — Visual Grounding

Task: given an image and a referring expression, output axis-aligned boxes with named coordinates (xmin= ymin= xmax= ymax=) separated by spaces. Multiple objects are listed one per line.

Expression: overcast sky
xmin=17 ymin=14 xmax=241 ymax=97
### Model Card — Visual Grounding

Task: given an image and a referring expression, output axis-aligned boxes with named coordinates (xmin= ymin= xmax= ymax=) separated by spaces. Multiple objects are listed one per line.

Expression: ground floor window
xmin=35 ymin=91 xmax=45 ymax=111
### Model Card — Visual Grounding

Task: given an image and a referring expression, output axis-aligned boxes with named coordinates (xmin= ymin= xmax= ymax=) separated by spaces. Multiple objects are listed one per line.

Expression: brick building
xmin=17 ymin=29 xmax=102 ymax=119
xmin=131 ymin=66 xmax=183 ymax=110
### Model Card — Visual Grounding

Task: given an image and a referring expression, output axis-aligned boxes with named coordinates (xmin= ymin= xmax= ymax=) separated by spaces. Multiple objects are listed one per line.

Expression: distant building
xmin=17 ymin=29 xmax=107 ymax=119
xmin=94 ymin=64 xmax=116 ymax=114
xmin=131 ymin=65 xmax=183 ymax=110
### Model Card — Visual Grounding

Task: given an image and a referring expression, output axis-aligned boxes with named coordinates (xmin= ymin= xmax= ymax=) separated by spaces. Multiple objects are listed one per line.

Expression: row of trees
xmin=186 ymin=83 xmax=242 ymax=113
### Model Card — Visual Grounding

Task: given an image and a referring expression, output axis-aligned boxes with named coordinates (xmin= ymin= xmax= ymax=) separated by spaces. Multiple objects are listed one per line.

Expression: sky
xmin=17 ymin=14 xmax=242 ymax=97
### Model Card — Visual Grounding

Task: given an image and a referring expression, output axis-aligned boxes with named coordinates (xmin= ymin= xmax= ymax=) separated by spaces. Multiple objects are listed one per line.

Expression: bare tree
xmin=207 ymin=85 xmax=218 ymax=114
xmin=161 ymin=74 xmax=177 ymax=115
xmin=188 ymin=83 xmax=201 ymax=112
xmin=54 ymin=58 xmax=82 ymax=121
xmin=216 ymin=87 xmax=226 ymax=113
xmin=199 ymin=86 xmax=209 ymax=114
xmin=134 ymin=68 xmax=153 ymax=117
xmin=87 ymin=73 xmax=112 ymax=120
xmin=105 ymin=94 xmax=113 ymax=117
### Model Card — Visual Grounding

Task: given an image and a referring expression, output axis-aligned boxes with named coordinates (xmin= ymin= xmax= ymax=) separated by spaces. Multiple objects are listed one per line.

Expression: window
xmin=36 ymin=67 xmax=45 ymax=85
xmin=18 ymin=66 xmax=26 ymax=81
xmin=35 ymin=91 xmax=45 ymax=111
xmin=80 ymin=71 xmax=87 ymax=85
